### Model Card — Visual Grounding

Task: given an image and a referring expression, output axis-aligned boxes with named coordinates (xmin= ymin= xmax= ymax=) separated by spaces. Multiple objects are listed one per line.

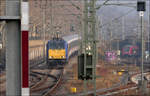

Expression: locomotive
xmin=46 ymin=34 xmax=80 ymax=67
xmin=121 ymin=45 xmax=139 ymax=57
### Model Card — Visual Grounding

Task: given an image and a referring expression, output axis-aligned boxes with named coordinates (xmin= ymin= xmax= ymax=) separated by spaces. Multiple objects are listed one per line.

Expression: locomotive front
xmin=46 ymin=38 xmax=67 ymax=66
xmin=122 ymin=45 xmax=139 ymax=57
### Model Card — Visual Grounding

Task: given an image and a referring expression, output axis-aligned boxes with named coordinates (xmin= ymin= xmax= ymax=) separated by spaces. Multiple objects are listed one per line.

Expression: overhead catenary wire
xmin=99 ymin=8 xmax=135 ymax=28
xmin=96 ymin=0 xmax=110 ymax=10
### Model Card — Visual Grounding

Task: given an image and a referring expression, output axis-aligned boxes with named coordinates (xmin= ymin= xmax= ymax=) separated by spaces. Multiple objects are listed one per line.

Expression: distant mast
xmin=53 ymin=26 xmax=61 ymax=40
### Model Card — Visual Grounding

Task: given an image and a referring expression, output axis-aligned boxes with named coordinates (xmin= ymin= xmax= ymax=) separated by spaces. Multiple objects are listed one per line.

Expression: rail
xmin=30 ymin=67 xmax=64 ymax=96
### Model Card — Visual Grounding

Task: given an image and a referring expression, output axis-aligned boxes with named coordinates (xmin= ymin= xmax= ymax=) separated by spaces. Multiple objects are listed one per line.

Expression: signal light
xmin=137 ymin=1 xmax=146 ymax=11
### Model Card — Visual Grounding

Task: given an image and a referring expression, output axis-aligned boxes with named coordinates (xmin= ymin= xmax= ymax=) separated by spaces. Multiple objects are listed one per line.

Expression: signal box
xmin=78 ymin=54 xmax=93 ymax=80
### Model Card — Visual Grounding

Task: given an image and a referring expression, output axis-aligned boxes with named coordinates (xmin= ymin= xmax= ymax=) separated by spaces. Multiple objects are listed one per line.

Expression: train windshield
xmin=49 ymin=41 xmax=65 ymax=49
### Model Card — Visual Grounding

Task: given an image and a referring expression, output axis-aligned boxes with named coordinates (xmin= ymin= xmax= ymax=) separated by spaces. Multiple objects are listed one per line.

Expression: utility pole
xmin=122 ymin=17 xmax=125 ymax=40
xmin=148 ymin=0 xmax=150 ymax=54
xmin=78 ymin=0 xmax=98 ymax=96
xmin=78 ymin=0 xmax=113 ymax=95
xmin=41 ymin=0 xmax=47 ymax=61
xmin=140 ymin=6 xmax=144 ymax=87
xmin=43 ymin=0 xmax=47 ymax=62
xmin=110 ymin=19 xmax=112 ymax=50
xmin=50 ymin=0 xmax=53 ymax=38
xmin=100 ymin=15 xmax=104 ymax=47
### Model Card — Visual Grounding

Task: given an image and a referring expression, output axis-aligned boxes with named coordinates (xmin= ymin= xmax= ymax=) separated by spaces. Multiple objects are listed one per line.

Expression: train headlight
xmin=62 ymin=56 xmax=65 ymax=58
xmin=49 ymin=56 xmax=52 ymax=58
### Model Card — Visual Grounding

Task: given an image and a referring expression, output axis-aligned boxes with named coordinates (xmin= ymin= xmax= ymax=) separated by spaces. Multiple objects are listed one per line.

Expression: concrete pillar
xmin=6 ymin=21 xmax=21 ymax=95
xmin=5 ymin=0 xmax=21 ymax=95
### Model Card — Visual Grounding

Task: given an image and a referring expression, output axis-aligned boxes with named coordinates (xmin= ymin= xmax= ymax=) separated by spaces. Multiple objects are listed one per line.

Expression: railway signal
xmin=78 ymin=54 xmax=93 ymax=80
xmin=137 ymin=1 xmax=145 ymax=11
xmin=137 ymin=1 xmax=146 ymax=95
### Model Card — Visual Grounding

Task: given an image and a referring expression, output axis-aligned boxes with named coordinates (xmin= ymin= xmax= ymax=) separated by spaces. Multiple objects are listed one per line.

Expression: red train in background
xmin=122 ymin=45 xmax=139 ymax=57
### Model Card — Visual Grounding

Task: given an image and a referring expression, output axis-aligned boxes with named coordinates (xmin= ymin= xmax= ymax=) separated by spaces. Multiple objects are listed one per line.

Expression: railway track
xmin=120 ymin=58 xmax=150 ymax=69
xmin=95 ymin=57 xmax=150 ymax=96
xmin=63 ymin=72 xmax=130 ymax=96
xmin=29 ymin=55 xmax=64 ymax=96
xmin=0 ymin=58 xmax=64 ymax=96
xmin=30 ymin=55 xmax=78 ymax=96
xmin=65 ymin=70 xmax=149 ymax=96
xmin=30 ymin=57 xmax=45 ymax=69
xmin=131 ymin=72 xmax=150 ymax=84
xmin=30 ymin=68 xmax=64 ymax=96
xmin=96 ymin=72 xmax=150 ymax=96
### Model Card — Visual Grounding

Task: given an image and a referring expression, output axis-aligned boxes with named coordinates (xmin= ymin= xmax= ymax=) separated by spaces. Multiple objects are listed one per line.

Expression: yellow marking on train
xmin=49 ymin=49 xmax=66 ymax=59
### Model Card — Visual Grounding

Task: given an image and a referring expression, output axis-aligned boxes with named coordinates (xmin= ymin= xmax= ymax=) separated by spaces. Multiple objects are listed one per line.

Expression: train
xmin=46 ymin=34 xmax=80 ymax=67
xmin=121 ymin=45 xmax=139 ymax=57
xmin=105 ymin=51 xmax=117 ymax=61
xmin=104 ymin=45 xmax=140 ymax=61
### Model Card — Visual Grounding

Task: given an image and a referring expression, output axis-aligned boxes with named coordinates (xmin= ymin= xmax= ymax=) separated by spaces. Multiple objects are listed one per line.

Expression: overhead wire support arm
xmin=104 ymin=3 xmax=136 ymax=8
xmin=68 ymin=0 xmax=81 ymax=10
xmin=96 ymin=1 xmax=136 ymax=10
xmin=96 ymin=0 xmax=110 ymax=10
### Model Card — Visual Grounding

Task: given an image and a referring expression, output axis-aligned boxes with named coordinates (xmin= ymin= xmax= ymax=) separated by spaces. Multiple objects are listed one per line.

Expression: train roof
xmin=124 ymin=45 xmax=132 ymax=47
xmin=48 ymin=37 xmax=64 ymax=42
xmin=62 ymin=34 xmax=80 ymax=44
xmin=123 ymin=45 xmax=137 ymax=47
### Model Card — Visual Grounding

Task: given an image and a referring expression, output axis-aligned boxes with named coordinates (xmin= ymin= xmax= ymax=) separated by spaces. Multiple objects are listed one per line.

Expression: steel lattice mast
xmin=82 ymin=0 xmax=98 ymax=95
